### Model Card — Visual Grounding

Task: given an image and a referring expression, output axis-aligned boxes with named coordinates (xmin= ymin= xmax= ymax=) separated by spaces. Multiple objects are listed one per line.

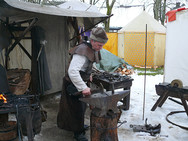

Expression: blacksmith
xmin=57 ymin=27 xmax=108 ymax=141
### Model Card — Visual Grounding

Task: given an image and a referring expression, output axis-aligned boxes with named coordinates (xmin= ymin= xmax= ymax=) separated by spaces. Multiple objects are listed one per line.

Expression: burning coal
xmin=0 ymin=94 xmax=7 ymax=103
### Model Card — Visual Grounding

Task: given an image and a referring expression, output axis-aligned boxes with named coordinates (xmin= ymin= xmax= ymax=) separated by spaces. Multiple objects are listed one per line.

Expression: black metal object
xmin=92 ymin=72 xmax=133 ymax=110
xmin=0 ymin=64 xmax=9 ymax=93
xmin=166 ymin=111 xmax=188 ymax=130
xmin=80 ymin=90 xmax=130 ymax=117
xmin=0 ymin=93 xmax=39 ymax=141
xmin=0 ymin=19 xmax=11 ymax=52
xmin=130 ymin=118 xmax=161 ymax=136
xmin=151 ymin=83 xmax=188 ymax=116
xmin=0 ymin=93 xmax=37 ymax=113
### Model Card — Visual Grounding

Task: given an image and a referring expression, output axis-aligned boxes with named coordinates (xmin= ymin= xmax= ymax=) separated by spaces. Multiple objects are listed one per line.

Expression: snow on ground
xmin=118 ymin=74 xmax=188 ymax=141
xmin=21 ymin=73 xmax=188 ymax=141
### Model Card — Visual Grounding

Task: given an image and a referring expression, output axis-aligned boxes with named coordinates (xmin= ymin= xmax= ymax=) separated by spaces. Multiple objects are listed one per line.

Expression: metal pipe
xmin=142 ymin=24 xmax=147 ymax=120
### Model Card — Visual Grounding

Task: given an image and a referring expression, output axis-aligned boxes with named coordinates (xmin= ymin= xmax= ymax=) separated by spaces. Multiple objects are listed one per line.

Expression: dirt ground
xmin=23 ymin=92 xmax=91 ymax=141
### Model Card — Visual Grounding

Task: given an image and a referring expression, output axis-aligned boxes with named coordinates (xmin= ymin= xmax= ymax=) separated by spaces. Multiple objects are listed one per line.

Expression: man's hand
xmin=82 ymin=87 xmax=91 ymax=96
xmin=90 ymin=75 xmax=93 ymax=82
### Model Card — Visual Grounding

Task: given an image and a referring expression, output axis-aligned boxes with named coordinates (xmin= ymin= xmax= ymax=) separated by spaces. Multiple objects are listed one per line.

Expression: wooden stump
xmin=90 ymin=113 xmax=119 ymax=141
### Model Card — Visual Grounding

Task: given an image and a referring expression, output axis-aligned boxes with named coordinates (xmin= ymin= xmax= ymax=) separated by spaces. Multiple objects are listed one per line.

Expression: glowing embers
xmin=0 ymin=94 xmax=7 ymax=104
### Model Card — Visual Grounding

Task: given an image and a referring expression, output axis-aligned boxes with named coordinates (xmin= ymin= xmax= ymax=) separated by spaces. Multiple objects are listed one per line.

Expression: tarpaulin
xmin=95 ymin=49 xmax=132 ymax=72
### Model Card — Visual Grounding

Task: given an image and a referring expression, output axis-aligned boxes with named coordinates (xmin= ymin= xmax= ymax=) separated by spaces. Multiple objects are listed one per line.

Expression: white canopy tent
xmin=0 ymin=0 xmax=108 ymax=94
xmin=2 ymin=0 xmax=105 ymax=17
xmin=164 ymin=8 xmax=188 ymax=86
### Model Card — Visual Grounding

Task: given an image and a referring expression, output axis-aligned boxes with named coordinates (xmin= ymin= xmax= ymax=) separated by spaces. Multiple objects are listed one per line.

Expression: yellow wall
xmin=123 ymin=32 xmax=155 ymax=67
xmin=154 ymin=33 xmax=166 ymax=66
xmin=103 ymin=33 xmax=118 ymax=56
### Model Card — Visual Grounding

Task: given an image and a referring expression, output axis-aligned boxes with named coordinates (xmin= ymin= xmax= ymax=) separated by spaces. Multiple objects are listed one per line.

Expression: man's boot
xmin=74 ymin=131 xmax=88 ymax=141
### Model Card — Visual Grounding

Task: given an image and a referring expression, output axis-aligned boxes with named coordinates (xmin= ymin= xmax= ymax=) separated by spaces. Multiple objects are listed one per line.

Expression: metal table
xmin=92 ymin=73 xmax=133 ymax=110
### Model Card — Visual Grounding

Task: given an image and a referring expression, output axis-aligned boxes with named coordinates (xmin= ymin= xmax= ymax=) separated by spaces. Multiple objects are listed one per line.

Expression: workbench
xmin=151 ymin=82 xmax=188 ymax=116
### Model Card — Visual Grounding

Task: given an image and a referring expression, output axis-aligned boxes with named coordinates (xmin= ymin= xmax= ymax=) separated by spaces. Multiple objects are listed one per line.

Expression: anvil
xmin=79 ymin=90 xmax=130 ymax=117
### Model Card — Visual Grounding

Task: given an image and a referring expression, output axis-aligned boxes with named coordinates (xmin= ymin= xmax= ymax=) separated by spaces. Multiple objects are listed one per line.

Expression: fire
xmin=0 ymin=94 xmax=7 ymax=103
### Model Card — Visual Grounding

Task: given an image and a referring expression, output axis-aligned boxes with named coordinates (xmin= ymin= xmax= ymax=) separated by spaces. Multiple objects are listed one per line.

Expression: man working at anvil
xmin=57 ymin=27 xmax=108 ymax=141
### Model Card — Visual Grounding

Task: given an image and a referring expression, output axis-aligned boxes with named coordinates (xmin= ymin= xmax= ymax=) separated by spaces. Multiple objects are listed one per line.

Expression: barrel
xmin=0 ymin=121 xmax=18 ymax=141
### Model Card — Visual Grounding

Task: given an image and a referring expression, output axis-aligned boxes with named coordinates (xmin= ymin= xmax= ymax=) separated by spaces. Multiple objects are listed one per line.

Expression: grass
xmin=134 ymin=67 xmax=164 ymax=76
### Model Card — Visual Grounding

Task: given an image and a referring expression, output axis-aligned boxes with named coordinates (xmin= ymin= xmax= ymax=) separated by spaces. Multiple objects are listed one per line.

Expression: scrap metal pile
xmin=93 ymin=71 xmax=132 ymax=83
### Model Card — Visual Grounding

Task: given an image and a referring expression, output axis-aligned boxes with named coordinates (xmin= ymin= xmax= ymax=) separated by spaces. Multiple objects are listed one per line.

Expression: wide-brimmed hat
xmin=90 ymin=27 xmax=108 ymax=43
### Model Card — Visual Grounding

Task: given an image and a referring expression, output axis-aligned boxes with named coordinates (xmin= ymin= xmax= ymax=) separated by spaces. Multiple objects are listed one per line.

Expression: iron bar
xmin=143 ymin=24 xmax=147 ymax=120
xmin=168 ymin=97 xmax=183 ymax=106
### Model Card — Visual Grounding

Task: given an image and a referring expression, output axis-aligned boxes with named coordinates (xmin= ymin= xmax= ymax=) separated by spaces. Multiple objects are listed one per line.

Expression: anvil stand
xmin=90 ymin=112 xmax=119 ymax=141
xmin=80 ymin=89 xmax=130 ymax=141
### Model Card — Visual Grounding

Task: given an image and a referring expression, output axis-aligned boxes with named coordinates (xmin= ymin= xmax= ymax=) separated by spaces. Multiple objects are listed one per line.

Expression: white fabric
xmin=4 ymin=0 xmax=107 ymax=18
xmin=59 ymin=1 xmax=100 ymax=13
xmin=118 ymin=11 xmax=166 ymax=33
xmin=164 ymin=10 xmax=188 ymax=86
xmin=68 ymin=54 xmax=89 ymax=91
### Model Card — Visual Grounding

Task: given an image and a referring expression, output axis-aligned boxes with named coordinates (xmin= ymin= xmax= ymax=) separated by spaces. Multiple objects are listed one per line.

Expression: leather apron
xmin=57 ymin=42 xmax=101 ymax=133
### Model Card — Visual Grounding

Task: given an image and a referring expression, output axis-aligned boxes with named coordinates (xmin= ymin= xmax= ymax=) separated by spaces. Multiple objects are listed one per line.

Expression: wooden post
xmin=90 ymin=113 xmax=119 ymax=141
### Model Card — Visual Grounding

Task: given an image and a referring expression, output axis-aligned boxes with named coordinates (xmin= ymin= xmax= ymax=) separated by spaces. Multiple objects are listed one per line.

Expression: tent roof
xmin=0 ymin=0 xmax=107 ymax=18
xmin=59 ymin=1 xmax=100 ymax=13
xmin=118 ymin=11 xmax=166 ymax=33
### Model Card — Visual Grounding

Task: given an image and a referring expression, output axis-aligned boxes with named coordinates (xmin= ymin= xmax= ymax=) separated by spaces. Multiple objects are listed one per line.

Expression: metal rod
xmin=142 ymin=24 xmax=147 ymax=120
xmin=168 ymin=97 xmax=183 ymax=106
xmin=16 ymin=105 xmax=23 ymax=141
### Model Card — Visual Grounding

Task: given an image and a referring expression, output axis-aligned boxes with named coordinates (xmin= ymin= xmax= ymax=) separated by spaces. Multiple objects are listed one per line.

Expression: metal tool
xmin=130 ymin=118 xmax=161 ymax=136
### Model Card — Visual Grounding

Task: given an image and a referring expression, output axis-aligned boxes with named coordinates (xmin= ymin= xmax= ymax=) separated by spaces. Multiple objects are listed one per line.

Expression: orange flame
xmin=0 ymin=94 xmax=7 ymax=103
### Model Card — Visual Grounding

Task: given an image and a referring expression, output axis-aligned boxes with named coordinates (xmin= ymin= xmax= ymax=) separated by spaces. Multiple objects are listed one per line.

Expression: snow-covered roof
xmin=118 ymin=11 xmax=166 ymax=33
xmin=59 ymin=1 xmax=100 ymax=13
xmin=1 ymin=0 xmax=107 ymax=18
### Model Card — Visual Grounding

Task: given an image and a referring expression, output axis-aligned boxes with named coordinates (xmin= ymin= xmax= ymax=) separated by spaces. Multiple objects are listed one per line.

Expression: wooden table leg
xmin=179 ymin=93 xmax=188 ymax=116
xmin=151 ymin=91 xmax=169 ymax=111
